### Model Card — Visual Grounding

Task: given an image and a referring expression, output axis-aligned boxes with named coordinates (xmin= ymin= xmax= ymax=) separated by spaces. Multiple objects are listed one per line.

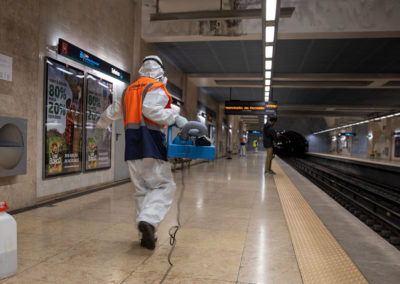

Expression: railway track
xmin=284 ymin=157 xmax=400 ymax=249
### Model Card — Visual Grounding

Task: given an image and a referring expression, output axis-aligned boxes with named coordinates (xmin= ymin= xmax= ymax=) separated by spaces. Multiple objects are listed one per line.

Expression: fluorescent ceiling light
xmin=265 ymin=26 xmax=275 ymax=43
xmin=265 ymin=71 xmax=271 ymax=79
xmin=45 ymin=122 xmax=61 ymax=126
xmin=313 ymin=112 xmax=400 ymax=135
xmin=98 ymin=82 xmax=109 ymax=89
xmin=265 ymin=46 xmax=273 ymax=58
xmin=265 ymin=79 xmax=271 ymax=85
xmin=56 ymin=67 xmax=73 ymax=75
xmin=266 ymin=0 xmax=277 ymax=21
xmin=265 ymin=60 xmax=272 ymax=70
xmin=264 ymin=86 xmax=270 ymax=92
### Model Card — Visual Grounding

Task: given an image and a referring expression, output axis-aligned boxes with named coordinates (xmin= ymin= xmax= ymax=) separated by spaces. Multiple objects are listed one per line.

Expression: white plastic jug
xmin=0 ymin=201 xmax=17 ymax=279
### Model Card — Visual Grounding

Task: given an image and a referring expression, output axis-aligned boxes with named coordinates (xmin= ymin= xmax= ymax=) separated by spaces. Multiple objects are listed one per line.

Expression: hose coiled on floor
xmin=160 ymin=166 xmax=186 ymax=283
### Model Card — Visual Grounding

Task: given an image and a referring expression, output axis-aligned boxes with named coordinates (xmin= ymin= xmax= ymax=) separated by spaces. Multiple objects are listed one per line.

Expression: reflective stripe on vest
xmin=126 ymin=122 xmax=163 ymax=131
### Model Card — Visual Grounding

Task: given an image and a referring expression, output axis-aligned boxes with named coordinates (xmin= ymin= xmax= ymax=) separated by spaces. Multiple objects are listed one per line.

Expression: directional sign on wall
xmin=224 ymin=101 xmax=277 ymax=115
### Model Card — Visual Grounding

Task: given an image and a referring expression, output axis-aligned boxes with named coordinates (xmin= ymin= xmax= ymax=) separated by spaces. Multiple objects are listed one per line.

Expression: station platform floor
xmin=2 ymin=153 xmax=400 ymax=284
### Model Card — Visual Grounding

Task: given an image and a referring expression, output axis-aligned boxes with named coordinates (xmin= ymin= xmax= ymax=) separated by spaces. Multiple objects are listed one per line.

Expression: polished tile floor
xmin=1 ymin=153 xmax=302 ymax=284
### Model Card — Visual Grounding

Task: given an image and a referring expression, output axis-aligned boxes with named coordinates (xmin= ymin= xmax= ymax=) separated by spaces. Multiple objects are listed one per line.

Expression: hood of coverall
xmin=139 ymin=55 xmax=165 ymax=80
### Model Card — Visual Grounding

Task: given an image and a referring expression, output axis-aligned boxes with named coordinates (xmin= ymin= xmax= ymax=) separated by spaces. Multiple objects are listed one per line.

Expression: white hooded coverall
xmin=96 ymin=57 xmax=179 ymax=229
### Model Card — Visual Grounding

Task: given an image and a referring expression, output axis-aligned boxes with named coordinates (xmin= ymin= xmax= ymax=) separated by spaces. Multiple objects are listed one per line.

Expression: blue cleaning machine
xmin=167 ymin=122 xmax=216 ymax=160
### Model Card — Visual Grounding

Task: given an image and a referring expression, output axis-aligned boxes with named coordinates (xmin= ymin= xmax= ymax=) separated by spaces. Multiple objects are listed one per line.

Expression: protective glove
xmin=175 ymin=115 xmax=188 ymax=128
xmin=94 ymin=127 xmax=103 ymax=142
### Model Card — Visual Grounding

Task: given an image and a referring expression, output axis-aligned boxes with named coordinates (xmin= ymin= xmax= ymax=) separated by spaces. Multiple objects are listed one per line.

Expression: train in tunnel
xmin=273 ymin=130 xmax=309 ymax=156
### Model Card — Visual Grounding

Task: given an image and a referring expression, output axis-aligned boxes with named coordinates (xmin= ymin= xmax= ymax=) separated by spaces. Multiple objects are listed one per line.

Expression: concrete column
xmin=232 ymin=115 xmax=240 ymax=154
xmin=369 ymin=121 xmax=383 ymax=158
xmin=132 ymin=0 xmax=143 ymax=81
xmin=225 ymin=114 xmax=240 ymax=155
xmin=384 ymin=118 xmax=393 ymax=161
xmin=216 ymin=103 xmax=225 ymax=158
xmin=182 ymin=75 xmax=199 ymax=121
xmin=0 ymin=0 xmax=40 ymax=209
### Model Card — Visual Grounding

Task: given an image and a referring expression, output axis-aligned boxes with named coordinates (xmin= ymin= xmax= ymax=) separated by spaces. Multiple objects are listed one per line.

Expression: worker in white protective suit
xmin=96 ymin=55 xmax=188 ymax=249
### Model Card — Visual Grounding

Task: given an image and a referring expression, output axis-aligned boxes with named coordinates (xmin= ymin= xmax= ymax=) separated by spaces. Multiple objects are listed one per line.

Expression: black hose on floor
xmin=159 ymin=167 xmax=186 ymax=283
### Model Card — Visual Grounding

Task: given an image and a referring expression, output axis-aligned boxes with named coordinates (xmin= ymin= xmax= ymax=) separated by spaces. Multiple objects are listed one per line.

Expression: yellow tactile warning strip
xmin=273 ymin=163 xmax=368 ymax=284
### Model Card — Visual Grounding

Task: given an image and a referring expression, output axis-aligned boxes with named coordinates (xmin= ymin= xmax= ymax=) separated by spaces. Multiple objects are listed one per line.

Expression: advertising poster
xmin=85 ymin=74 xmax=113 ymax=170
xmin=44 ymin=58 xmax=84 ymax=177
xmin=394 ymin=136 xmax=400 ymax=158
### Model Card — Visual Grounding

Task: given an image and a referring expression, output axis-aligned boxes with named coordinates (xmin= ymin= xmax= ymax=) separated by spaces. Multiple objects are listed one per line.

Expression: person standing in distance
xmin=96 ymin=55 xmax=188 ymax=250
xmin=239 ymin=135 xmax=247 ymax=157
xmin=253 ymin=139 xmax=258 ymax=152
xmin=263 ymin=116 xmax=279 ymax=175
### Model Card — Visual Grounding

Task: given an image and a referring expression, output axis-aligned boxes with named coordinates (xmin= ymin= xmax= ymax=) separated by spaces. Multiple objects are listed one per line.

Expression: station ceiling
xmin=153 ymin=3 xmax=400 ymax=134
xmin=159 ymin=38 xmax=400 ymax=74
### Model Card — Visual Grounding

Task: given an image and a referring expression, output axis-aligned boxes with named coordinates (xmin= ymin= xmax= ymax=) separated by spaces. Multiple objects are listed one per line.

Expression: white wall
xmin=35 ymin=0 xmax=136 ymax=199
xmin=368 ymin=116 xmax=400 ymax=160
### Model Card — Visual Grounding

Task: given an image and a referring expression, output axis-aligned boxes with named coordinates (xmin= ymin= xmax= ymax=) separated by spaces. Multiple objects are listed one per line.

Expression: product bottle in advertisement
xmin=0 ymin=201 xmax=17 ymax=279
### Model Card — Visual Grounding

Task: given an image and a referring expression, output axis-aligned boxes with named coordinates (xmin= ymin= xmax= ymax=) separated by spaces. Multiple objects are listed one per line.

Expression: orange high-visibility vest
xmin=121 ymin=77 xmax=172 ymax=161
xmin=121 ymin=77 xmax=172 ymax=130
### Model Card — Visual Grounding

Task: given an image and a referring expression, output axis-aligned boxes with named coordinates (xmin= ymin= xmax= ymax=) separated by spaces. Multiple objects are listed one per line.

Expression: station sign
xmin=224 ymin=100 xmax=277 ymax=115
xmin=338 ymin=132 xmax=356 ymax=137
xmin=57 ymin=38 xmax=130 ymax=84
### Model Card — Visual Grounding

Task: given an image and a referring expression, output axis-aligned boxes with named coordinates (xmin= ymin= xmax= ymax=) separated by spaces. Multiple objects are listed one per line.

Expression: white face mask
xmin=158 ymin=76 xmax=168 ymax=84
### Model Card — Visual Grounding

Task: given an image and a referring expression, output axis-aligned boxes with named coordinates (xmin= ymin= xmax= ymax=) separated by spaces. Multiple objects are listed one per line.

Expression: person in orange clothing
xmin=239 ymin=135 xmax=247 ymax=156
xmin=96 ymin=55 xmax=187 ymax=250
